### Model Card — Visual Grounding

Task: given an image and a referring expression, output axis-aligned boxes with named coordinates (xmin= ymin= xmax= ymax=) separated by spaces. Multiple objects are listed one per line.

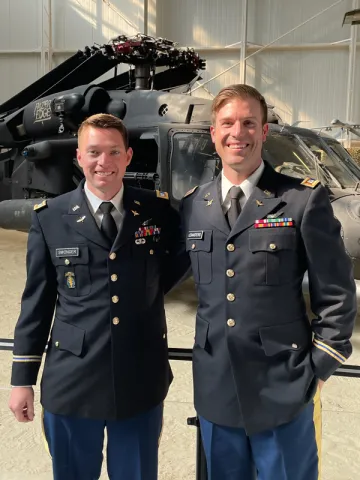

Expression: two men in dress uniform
xmin=9 ymin=84 xmax=357 ymax=480
xmin=9 ymin=113 xmax=189 ymax=480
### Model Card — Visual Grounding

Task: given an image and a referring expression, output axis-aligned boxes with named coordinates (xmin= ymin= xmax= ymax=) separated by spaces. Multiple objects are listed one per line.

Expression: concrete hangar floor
xmin=0 ymin=228 xmax=359 ymax=479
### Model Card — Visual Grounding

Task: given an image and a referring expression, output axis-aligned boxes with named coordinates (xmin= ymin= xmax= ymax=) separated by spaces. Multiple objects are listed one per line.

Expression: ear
xmin=126 ymin=147 xmax=133 ymax=166
xmin=262 ymin=123 xmax=269 ymax=142
xmin=210 ymin=125 xmax=216 ymax=143
xmin=76 ymin=148 xmax=82 ymax=167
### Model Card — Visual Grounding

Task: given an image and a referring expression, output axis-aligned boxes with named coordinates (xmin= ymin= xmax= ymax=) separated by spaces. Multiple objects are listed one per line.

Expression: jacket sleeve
xmin=301 ymin=185 xmax=357 ymax=381
xmin=11 ymin=210 xmax=57 ymax=386
xmin=162 ymin=202 xmax=191 ymax=294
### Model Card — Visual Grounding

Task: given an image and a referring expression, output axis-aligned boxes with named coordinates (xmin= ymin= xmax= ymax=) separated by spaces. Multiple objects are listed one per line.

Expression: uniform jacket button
xmin=227 ymin=244 xmax=235 ymax=252
xmin=112 ymin=295 xmax=119 ymax=303
xmin=291 ymin=343 xmax=298 ymax=349
xmin=227 ymin=293 xmax=235 ymax=302
xmin=227 ymin=319 xmax=236 ymax=327
xmin=64 ymin=259 xmax=70 ymax=265
xmin=226 ymin=269 xmax=235 ymax=277
xmin=112 ymin=317 xmax=120 ymax=325
xmin=111 ymin=274 xmax=118 ymax=282
xmin=109 ymin=252 xmax=116 ymax=260
xmin=269 ymin=243 xmax=277 ymax=250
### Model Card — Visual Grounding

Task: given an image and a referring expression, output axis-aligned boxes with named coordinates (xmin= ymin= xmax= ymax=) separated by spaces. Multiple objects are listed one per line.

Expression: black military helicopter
xmin=262 ymin=124 xmax=360 ymax=288
xmin=0 ymin=34 xmax=212 ymax=228
xmin=0 ymin=33 xmax=359 ymax=296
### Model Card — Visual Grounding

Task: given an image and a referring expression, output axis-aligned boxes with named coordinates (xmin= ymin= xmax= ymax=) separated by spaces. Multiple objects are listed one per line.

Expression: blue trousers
xmin=199 ymin=390 xmax=322 ymax=480
xmin=42 ymin=403 xmax=163 ymax=480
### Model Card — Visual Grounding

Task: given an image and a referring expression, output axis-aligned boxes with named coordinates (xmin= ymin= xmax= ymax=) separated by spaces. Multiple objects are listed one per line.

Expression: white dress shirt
xmin=84 ymin=182 xmax=124 ymax=230
xmin=221 ymin=161 xmax=265 ymax=214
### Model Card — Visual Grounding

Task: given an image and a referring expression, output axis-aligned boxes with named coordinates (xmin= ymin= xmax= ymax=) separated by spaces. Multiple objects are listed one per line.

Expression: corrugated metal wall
xmin=157 ymin=0 xmax=358 ymax=129
xmin=0 ymin=0 xmax=147 ymax=104
xmin=0 ymin=0 xmax=43 ymax=104
xmin=0 ymin=0 xmax=358 ymax=130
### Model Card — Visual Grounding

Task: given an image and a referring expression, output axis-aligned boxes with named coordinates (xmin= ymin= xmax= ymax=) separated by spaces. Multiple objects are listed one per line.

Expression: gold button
xmin=149 ymin=249 xmax=154 ymax=255
xmin=55 ymin=341 xmax=60 ymax=347
xmin=269 ymin=243 xmax=277 ymax=250
xmin=227 ymin=244 xmax=235 ymax=252
xmin=112 ymin=317 xmax=120 ymax=325
xmin=64 ymin=259 xmax=70 ymax=265
xmin=191 ymin=243 xmax=196 ymax=250
xmin=112 ymin=295 xmax=119 ymax=303
xmin=227 ymin=319 xmax=236 ymax=327
xmin=111 ymin=274 xmax=118 ymax=282
xmin=292 ymin=343 xmax=298 ymax=349
xmin=109 ymin=252 xmax=116 ymax=260
xmin=226 ymin=269 xmax=235 ymax=278
xmin=227 ymin=293 xmax=235 ymax=302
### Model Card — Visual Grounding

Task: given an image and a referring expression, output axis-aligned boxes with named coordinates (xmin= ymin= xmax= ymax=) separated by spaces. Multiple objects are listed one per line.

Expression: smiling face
xmin=210 ymin=96 xmax=268 ymax=183
xmin=76 ymin=126 xmax=133 ymax=200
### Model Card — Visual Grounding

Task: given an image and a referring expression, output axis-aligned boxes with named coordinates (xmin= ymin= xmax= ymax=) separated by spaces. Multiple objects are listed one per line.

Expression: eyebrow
xmin=86 ymin=145 xmax=122 ymax=149
xmin=220 ymin=116 xmax=258 ymax=121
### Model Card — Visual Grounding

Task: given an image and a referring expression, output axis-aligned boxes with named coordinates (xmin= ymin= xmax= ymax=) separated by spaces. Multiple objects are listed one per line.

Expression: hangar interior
xmin=1 ymin=2 xmax=360 ymax=480
xmin=0 ymin=0 xmax=359 ymax=145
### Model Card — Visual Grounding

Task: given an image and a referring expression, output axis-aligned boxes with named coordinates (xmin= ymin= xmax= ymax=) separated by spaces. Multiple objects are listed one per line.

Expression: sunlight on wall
xmin=69 ymin=0 xmax=97 ymax=28
xmin=147 ymin=0 xmax=157 ymax=36
xmin=193 ymin=25 xmax=214 ymax=48
xmin=68 ymin=0 xmax=140 ymax=43
xmin=102 ymin=0 xmax=139 ymax=40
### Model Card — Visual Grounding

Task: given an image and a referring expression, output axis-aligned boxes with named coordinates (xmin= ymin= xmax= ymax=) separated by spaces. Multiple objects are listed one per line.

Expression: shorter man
xmin=181 ymin=84 xmax=356 ymax=479
xmin=9 ymin=113 xmax=189 ymax=480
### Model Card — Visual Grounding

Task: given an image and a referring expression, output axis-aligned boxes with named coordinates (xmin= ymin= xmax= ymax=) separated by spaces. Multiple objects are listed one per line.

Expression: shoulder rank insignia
xmin=301 ymin=177 xmax=320 ymax=188
xmin=156 ymin=190 xmax=169 ymax=200
xmin=183 ymin=185 xmax=198 ymax=198
xmin=33 ymin=199 xmax=47 ymax=211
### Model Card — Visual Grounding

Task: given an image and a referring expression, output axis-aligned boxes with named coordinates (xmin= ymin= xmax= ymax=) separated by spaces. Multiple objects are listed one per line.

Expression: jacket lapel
xmin=229 ymin=163 xmax=285 ymax=238
xmin=198 ymin=175 xmax=230 ymax=236
xmin=112 ymin=186 xmax=147 ymax=251
xmin=62 ymin=182 xmax=110 ymax=249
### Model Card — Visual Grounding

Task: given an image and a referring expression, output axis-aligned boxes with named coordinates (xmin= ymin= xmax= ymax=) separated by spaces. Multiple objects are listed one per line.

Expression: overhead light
xmin=342 ymin=8 xmax=360 ymax=26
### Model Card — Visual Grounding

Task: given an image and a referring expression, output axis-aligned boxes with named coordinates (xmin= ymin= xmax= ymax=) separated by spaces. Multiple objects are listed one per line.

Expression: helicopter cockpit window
xmin=299 ymin=136 xmax=357 ymax=188
xmin=170 ymin=132 xmax=220 ymax=200
xmin=324 ymin=138 xmax=360 ymax=182
xmin=262 ymin=133 xmax=331 ymax=185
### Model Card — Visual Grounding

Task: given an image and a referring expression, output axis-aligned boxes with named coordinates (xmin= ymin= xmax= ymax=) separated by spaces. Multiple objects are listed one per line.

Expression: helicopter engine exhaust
xmin=22 ymin=138 xmax=78 ymax=162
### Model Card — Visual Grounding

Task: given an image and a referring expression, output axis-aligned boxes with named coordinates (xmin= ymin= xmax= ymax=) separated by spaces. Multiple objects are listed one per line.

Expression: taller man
xmin=181 ymin=85 xmax=356 ymax=480
xmin=9 ymin=113 xmax=189 ymax=480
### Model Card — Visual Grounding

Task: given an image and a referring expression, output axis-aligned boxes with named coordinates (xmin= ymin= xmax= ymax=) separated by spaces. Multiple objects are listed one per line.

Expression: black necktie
xmin=99 ymin=202 xmax=118 ymax=244
xmin=227 ymin=186 xmax=242 ymax=228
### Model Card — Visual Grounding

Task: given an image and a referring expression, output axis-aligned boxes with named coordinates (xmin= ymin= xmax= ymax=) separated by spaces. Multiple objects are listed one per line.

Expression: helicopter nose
xmin=331 ymin=195 xmax=360 ymax=281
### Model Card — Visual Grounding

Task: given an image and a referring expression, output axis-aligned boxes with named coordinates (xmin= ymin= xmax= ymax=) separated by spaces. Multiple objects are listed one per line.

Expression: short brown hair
xmin=211 ymin=84 xmax=268 ymax=126
xmin=78 ymin=113 xmax=129 ymax=149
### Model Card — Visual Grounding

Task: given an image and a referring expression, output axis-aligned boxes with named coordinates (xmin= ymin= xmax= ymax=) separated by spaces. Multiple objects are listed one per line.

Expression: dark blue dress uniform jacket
xmin=11 ymin=181 xmax=189 ymax=420
xmin=181 ymin=162 xmax=357 ymax=436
